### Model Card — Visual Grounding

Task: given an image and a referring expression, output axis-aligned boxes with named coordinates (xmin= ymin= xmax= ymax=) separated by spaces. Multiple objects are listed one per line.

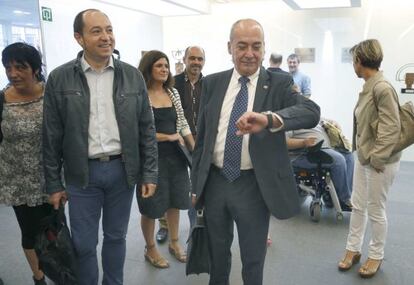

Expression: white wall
xmin=163 ymin=0 xmax=414 ymax=161
xmin=39 ymin=0 xmax=163 ymax=73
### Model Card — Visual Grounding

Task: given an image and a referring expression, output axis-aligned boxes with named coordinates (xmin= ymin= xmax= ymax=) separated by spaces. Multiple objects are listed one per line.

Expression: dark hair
xmin=2 ymin=42 xmax=44 ymax=82
xmin=73 ymin=8 xmax=101 ymax=34
xmin=287 ymin=53 xmax=300 ymax=63
xmin=183 ymin=46 xmax=205 ymax=59
xmin=269 ymin=53 xmax=283 ymax=64
xmin=138 ymin=50 xmax=174 ymax=90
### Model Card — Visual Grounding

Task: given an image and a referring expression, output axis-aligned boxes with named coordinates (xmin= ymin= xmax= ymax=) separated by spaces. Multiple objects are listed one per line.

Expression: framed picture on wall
xmin=341 ymin=47 xmax=352 ymax=63
xmin=294 ymin=48 xmax=315 ymax=63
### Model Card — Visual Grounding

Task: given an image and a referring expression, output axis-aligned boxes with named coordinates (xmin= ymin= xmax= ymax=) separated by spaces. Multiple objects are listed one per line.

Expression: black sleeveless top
xmin=153 ymin=106 xmax=177 ymax=155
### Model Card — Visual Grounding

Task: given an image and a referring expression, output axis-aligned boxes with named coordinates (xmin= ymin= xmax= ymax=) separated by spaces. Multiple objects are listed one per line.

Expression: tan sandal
xmin=338 ymin=250 xmax=361 ymax=271
xmin=359 ymin=258 xmax=382 ymax=278
xmin=144 ymin=244 xmax=169 ymax=269
xmin=168 ymin=239 xmax=187 ymax=263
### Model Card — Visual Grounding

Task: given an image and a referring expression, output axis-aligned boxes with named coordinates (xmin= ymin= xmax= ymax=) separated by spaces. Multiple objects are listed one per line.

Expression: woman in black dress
xmin=138 ymin=50 xmax=194 ymax=268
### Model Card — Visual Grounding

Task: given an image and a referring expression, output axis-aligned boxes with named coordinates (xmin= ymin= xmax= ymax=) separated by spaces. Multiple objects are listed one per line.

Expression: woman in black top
xmin=137 ymin=50 xmax=194 ymax=268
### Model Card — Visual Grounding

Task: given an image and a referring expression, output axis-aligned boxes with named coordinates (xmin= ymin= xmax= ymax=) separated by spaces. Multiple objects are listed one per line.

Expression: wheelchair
xmin=292 ymin=140 xmax=345 ymax=222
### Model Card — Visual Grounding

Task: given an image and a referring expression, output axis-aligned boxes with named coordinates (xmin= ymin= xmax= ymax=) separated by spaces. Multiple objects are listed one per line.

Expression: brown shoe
xmin=144 ymin=244 xmax=169 ymax=269
xmin=338 ymin=250 xmax=361 ymax=271
xmin=359 ymin=258 xmax=382 ymax=278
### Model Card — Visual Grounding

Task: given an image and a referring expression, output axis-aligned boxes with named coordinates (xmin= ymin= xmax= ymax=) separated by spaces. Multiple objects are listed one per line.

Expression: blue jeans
xmin=66 ymin=158 xmax=134 ymax=285
xmin=292 ymin=148 xmax=354 ymax=202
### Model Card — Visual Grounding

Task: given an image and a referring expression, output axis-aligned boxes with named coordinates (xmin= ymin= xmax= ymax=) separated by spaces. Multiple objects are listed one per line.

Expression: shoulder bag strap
xmin=372 ymin=80 xmax=401 ymax=111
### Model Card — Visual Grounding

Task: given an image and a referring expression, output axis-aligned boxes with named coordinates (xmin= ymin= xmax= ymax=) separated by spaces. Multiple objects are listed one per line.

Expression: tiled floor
xmin=1 ymin=162 xmax=414 ymax=285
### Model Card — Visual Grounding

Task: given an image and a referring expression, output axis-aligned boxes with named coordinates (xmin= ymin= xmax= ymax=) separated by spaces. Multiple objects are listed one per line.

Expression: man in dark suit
xmin=267 ymin=52 xmax=289 ymax=74
xmin=191 ymin=19 xmax=320 ymax=285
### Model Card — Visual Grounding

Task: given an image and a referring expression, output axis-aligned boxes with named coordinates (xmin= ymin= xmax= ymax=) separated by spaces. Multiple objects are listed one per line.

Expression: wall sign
xmin=341 ymin=47 xmax=352 ymax=63
xmin=294 ymin=48 xmax=315 ymax=63
xmin=41 ymin=7 xmax=53 ymax=22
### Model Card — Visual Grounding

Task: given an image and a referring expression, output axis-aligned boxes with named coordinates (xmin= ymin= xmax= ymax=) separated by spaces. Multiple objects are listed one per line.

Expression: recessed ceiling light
xmin=296 ymin=0 xmax=350 ymax=9
xmin=283 ymin=0 xmax=355 ymax=9
xmin=13 ymin=10 xmax=31 ymax=15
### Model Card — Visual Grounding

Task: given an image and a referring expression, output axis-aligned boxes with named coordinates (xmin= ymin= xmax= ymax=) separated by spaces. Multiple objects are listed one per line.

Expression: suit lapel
xmin=253 ymin=67 xmax=270 ymax=112
xmin=208 ymin=69 xmax=233 ymax=129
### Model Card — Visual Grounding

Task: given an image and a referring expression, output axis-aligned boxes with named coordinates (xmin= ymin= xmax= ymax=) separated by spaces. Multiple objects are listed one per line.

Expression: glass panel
xmin=0 ymin=25 xmax=5 ymax=51
xmin=0 ymin=0 xmax=43 ymax=88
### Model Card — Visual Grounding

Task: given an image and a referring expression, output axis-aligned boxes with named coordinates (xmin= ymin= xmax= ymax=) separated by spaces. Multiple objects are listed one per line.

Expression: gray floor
xmin=1 ymin=162 xmax=414 ymax=285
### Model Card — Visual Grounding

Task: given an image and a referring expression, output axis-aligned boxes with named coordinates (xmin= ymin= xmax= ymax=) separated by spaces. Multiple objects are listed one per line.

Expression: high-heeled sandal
xmin=358 ymin=258 xmax=382 ymax=278
xmin=168 ymin=238 xmax=187 ymax=263
xmin=144 ymin=244 xmax=169 ymax=269
xmin=338 ymin=250 xmax=361 ymax=271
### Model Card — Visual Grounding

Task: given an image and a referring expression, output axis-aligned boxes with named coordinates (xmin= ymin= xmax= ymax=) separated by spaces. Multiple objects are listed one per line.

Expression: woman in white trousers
xmin=338 ymin=39 xmax=401 ymax=278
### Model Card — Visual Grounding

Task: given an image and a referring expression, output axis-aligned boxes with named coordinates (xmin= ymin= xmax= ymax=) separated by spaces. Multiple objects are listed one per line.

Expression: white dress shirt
xmin=81 ymin=55 xmax=122 ymax=158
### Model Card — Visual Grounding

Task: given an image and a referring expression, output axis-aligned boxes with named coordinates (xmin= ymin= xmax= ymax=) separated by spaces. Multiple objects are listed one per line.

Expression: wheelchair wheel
xmin=322 ymin=192 xmax=334 ymax=208
xmin=310 ymin=202 xmax=321 ymax=222
xmin=298 ymin=187 xmax=308 ymax=198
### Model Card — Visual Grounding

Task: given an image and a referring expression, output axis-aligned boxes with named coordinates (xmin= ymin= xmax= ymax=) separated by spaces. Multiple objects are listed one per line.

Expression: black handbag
xmin=35 ymin=205 xmax=78 ymax=285
xmin=175 ymin=141 xmax=192 ymax=168
xmin=186 ymin=209 xmax=210 ymax=275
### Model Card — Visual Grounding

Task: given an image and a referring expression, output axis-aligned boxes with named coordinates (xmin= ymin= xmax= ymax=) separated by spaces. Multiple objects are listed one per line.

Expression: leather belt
xmin=89 ymin=154 xmax=122 ymax=162
xmin=210 ymin=164 xmax=254 ymax=176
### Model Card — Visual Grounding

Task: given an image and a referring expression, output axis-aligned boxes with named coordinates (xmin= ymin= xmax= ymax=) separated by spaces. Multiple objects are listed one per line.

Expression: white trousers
xmin=345 ymin=159 xmax=399 ymax=260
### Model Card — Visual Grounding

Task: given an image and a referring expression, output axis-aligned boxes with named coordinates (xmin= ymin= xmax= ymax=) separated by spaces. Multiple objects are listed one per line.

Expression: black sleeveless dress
xmin=137 ymin=106 xmax=190 ymax=218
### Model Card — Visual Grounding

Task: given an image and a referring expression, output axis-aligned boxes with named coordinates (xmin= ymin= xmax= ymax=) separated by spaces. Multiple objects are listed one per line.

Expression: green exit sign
xmin=41 ymin=7 xmax=52 ymax=22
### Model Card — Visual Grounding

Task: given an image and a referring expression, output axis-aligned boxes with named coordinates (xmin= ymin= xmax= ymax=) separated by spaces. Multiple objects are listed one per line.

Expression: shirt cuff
xmin=269 ymin=112 xmax=284 ymax=132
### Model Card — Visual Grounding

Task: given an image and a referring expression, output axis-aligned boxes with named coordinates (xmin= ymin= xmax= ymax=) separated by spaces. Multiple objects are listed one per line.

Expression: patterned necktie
xmin=222 ymin=76 xmax=250 ymax=182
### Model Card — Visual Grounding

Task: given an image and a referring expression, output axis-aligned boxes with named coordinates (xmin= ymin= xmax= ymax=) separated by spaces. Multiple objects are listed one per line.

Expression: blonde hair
xmin=350 ymin=39 xmax=383 ymax=70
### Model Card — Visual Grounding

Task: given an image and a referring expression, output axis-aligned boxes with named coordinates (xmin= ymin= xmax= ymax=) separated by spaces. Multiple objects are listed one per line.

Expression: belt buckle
xmin=99 ymin=156 xmax=110 ymax=162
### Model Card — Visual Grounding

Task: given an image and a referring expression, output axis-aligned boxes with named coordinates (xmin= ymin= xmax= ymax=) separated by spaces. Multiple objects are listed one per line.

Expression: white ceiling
xmin=0 ymin=0 xmax=364 ymax=29
xmin=92 ymin=0 xmax=211 ymax=16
